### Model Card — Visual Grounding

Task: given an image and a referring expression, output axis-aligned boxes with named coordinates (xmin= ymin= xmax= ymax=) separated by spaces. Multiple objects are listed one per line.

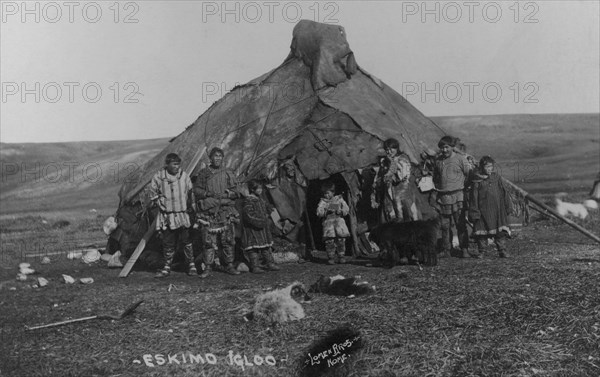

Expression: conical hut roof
xmin=120 ymin=20 xmax=445 ymax=205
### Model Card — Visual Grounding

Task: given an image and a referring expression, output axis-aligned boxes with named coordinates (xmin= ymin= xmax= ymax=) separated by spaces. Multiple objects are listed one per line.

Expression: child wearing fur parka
xmin=468 ymin=156 xmax=512 ymax=258
xmin=241 ymin=179 xmax=281 ymax=273
xmin=317 ymin=181 xmax=350 ymax=264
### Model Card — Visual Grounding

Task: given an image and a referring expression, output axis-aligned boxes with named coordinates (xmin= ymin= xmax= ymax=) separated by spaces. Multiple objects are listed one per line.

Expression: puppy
xmin=309 ymin=275 xmax=376 ymax=297
xmin=244 ymin=282 xmax=311 ymax=323
xmin=368 ymin=217 xmax=440 ymax=267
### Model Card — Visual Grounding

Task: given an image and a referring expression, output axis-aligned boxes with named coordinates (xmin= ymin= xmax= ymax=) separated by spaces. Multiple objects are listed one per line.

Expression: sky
xmin=1 ymin=0 xmax=599 ymax=143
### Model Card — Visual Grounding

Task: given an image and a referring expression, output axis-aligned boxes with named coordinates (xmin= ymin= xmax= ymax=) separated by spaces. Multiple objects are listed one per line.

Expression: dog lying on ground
xmin=368 ymin=217 xmax=440 ymax=267
xmin=555 ymin=193 xmax=588 ymax=220
xmin=583 ymin=199 xmax=598 ymax=210
xmin=244 ymin=282 xmax=311 ymax=323
xmin=309 ymin=275 xmax=376 ymax=297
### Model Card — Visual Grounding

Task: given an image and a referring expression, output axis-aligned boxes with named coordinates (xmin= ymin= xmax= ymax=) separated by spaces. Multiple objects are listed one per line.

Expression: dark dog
xmin=309 ymin=275 xmax=376 ymax=297
xmin=368 ymin=217 xmax=440 ymax=267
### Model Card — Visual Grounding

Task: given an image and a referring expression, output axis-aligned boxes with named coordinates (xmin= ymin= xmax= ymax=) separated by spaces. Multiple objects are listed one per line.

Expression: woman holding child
xmin=371 ymin=138 xmax=420 ymax=223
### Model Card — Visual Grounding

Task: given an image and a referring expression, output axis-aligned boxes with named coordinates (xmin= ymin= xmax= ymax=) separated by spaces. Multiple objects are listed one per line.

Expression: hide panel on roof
xmin=279 ymin=104 xmax=382 ymax=180
xmin=319 ymin=69 xmax=443 ymax=163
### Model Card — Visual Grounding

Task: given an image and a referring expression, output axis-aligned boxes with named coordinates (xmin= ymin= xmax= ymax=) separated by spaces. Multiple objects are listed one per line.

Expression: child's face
xmin=283 ymin=164 xmax=296 ymax=178
xmin=324 ymin=190 xmax=334 ymax=200
xmin=385 ymin=147 xmax=398 ymax=158
xmin=166 ymin=161 xmax=181 ymax=175
xmin=252 ymin=185 xmax=263 ymax=196
xmin=483 ymin=163 xmax=494 ymax=175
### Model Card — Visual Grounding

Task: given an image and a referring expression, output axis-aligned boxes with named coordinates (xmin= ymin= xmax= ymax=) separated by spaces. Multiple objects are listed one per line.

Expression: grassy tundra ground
xmin=0 ymin=202 xmax=598 ymax=377
xmin=0 ymin=114 xmax=599 ymax=376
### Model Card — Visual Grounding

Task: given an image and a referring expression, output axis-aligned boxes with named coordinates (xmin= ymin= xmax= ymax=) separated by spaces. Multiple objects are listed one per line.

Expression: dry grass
xmin=1 ymin=202 xmax=599 ymax=377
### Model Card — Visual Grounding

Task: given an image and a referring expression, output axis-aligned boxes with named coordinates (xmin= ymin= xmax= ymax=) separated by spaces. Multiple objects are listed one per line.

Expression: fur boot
xmin=335 ymin=238 xmax=347 ymax=264
xmin=325 ymin=239 xmax=336 ymax=264
xmin=199 ymin=248 xmax=215 ymax=278
xmin=248 ymin=250 xmax=265 ymax=274
xmin=261 ymin=248 xmax=280 ymax=271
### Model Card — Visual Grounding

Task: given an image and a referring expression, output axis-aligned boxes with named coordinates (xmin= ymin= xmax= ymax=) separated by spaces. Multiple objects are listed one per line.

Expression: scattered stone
xmin=41 ymin=256 xmax=51 ymax=264
xmin=82 ymin=249 xmax=101 ymax=264
xmin=80 ymin=278 xmax=94 ymax=284
xmin=19 ymin=263 xmax=36 ymax=275
xmin=273 ymin=251 xmax=299 ymax=264
xmin=37 ymin=277 xmax=49 ymax=287
xmin=236 ymin=262 xmax=249 ymax=272
xmin=62 ymin=274 xmax=75 ymax=284
xmin=103 ymin=216 xmax=117 ymax=235
xmin=107 ymin=251 xmax=123 ymax=268
xmin=16 ymin=273 xmax=27 ymax=281
xmin=67 ymin=251 xmax=83 ymax=260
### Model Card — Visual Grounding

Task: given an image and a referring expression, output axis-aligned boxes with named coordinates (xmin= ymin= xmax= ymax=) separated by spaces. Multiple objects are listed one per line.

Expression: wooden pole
xmin=346 ymin=192 xmax=361 ymax=257
xmin=303 ymin=202 xmax=316 ymax=255
xmin=119 ymin=218 xmax=157 ymax=277
xmin=502 ymin=178 xmax=600 ymax=244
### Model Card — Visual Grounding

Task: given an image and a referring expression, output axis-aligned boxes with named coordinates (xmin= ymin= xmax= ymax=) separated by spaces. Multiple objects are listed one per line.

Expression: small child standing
xmin=149 ymin=153 xmax=196 ymax=278
xmin=317 ymin=182 xmax=350 ymax=264
xmin=468 ymin=156 xmax=512 ymax=258
xmin=241 ymin=179 xmax=281 ymax=273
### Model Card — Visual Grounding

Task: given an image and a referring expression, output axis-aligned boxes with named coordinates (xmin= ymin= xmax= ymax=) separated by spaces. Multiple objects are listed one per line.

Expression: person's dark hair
xmin=247 ymin=179 xmax=262 ymax=193
xmin=383 ymin=138 xmax=400 ymax=150
xmin=438 ymin=136 xmax=456 ymax=148
xmin=165 ymin=153 xmax=181 ymax=164
xmin=479 ymin=156 xmax=495 ymax=171
xmin=321 ymin=181 xmax=336 ymax=194
xmin=209 ymin=147 xmax=224 ymax=159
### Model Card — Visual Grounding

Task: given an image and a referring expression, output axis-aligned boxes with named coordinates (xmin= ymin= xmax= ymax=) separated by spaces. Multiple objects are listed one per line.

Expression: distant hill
xmin=0 ymin=138 xmax=169 ymax=215
xmin=1 ymin=113 xmax=598 ymax=216
xmin=432 ymin=113 xmax=600 ymax=193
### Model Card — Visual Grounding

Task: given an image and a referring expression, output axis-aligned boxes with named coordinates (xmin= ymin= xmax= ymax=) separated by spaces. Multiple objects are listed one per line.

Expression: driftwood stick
xmin=119 ymin=218 xmax=157 ymax=277
xmin=26 ymin=300 xmax=143 ymax=330
xmin=502 ymin=178 xmax=600 ymax=244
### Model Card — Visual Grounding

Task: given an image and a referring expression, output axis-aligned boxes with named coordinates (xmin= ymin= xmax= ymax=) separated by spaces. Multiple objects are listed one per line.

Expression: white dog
xmin=244 ymin=282 xmax=311 ymax=323
xmin=555 ymin=194 xmax=588 ymax=220
xmin=583 ymin=199 xmax=598 ymax=210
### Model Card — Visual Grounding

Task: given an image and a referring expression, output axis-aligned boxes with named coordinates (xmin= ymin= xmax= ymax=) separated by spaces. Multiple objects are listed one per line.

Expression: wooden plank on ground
xmin=119 ymin=218 xmax=157 ymax=278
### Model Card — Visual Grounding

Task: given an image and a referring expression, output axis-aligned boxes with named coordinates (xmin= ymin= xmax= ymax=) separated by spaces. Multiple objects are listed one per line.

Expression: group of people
xmin=368 ymin=135 xmax=512 ymax=260
xmin=147 ymin=135 xmax=513 ymax=278
xmin=428 ymin=135 xmax=512 ymax=259
xmin=149 ymin=147 xmax=279 ymax=279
